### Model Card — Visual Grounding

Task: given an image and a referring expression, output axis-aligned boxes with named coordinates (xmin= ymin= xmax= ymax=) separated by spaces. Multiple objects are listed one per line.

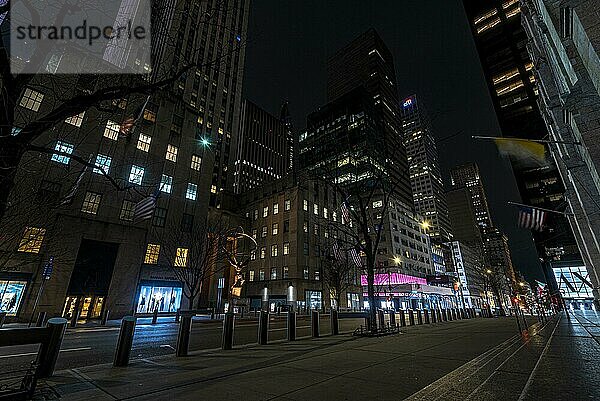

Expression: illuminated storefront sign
xmin=0 ymin=280 xmax=28 ymax=316
xmin=361 ymin=272 xmax=427 ymax=286
xmin=137 ymin=284 xmax=182 ymax=313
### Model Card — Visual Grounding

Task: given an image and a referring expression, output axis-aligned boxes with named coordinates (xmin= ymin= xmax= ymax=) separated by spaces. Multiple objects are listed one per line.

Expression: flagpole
xmin=472 ymin=135 xmax=582 ymax=146
xmin=507 ymin=201 xmax=574 ymax=216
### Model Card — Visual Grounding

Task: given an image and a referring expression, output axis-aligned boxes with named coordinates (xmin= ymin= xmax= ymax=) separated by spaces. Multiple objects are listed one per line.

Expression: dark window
xmin=37 ymin=180 xmax=61 ymax=203
xmin=181 ymin=213 xmax=194 ymax=232
xmin=153 ymin=207 xmax=167 ymax=227
xmin=283 ymin=220 xmax=290 ymax=233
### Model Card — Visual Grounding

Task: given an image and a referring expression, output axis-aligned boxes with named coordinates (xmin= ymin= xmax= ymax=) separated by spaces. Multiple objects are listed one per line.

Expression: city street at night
xmin=2 ymin=0 xmax=600 ymax=399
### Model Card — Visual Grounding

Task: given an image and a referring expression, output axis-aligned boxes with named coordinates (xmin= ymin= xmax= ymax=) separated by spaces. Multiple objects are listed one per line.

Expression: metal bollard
xmin=222 ymin=312 xmax=235 ymax=350
xmin=408 ymin=309 xmax=415 ymax=326
xmin=311 ymin=310 xmax=320 ymax=338
xmin=424 ymin=310 xmax=430 ymax=324
xmin=288 ymin=311 xmax=297 ymax=341
xmin=400 ymin=311 xmax=406 ymax=327
xmin=331 ymin=309 xmax=339 ymax=335
xmin=37 ymin=317 xmax=68 ymax=378
xmin=152 ymin=308 xmax=158 ymax=324
xmin=0 ymin=312 xmax=6 ymax=328
xmin=389 ymin=311 xmax=396 ymax=327
xmin=258 ymin=310 xmax=269 ymax=345
xmin=448 ymin=309 xmax=453 ymax=321
xmin=114 ymin=316 xmax=136 ymax=366
xmin=36 ymin=311 xmax=47 ymax=327
xmin=176 ymin=314 xmax=192 ymax=357
xmin=442 ymin=309 xmax=447 ymax=321
xmin=377 ymin=310 xmax=385 ymax=330
xmin=417 ymin=310 xmax=423 ymax=325
xmin=175 ymin=309 xmax=180 ymax=323
xmin=431 ymin=309 xmax=437 ymax=323
xmin=101 ymin=309 xmax=110 ymax=326
xmin=365 ymin=316 xmax=372 ymax=332
xmin=69 ymin=308 xmax=80 ymax=328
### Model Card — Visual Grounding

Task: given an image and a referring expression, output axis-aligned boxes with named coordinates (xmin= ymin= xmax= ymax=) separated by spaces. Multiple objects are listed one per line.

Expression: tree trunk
xmin=366 ymin=255 xmax=377 ymax=332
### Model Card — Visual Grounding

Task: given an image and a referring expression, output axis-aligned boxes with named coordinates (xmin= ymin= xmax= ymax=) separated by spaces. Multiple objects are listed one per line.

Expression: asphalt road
xmin=0 ymin=315 xmax=365 ymax=372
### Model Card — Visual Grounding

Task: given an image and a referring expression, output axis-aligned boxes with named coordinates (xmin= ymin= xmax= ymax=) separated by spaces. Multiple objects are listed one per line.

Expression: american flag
xmin=340 ymin=201 xmax=351 ymax=224
xmin=134 ymin=189 xmax=160 ymax=222
xmin=120 ymin=96 xmax=151 ymax=137
xmin=332 ymin=241 xmax=343 ymax=260
xmin=349 ymin=247 xmax=362 ymax=268
xmin=60 ymin=155 xmax=93 ymax=205
xmin=518 ymin=206 xmax=546 ymax=231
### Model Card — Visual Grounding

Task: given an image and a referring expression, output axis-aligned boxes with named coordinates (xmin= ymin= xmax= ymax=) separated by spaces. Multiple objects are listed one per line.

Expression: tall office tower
xmin=280 ymin=101 xmax=296 ymax=176
xmin=462 ymin=0 xmax=580 ymax=266
xmin=450 ymin=163 xmax=493 ymax=229
xmin=401 ymin=94 xmax=452 ymax=243
xmin=234 ymin=100 xmax=291 ymax=194
xmin=1 ymin=0 xmax=250 ymax=321
xmin=520 ymin=0 xmax=600 ymax=309
xmin=446 ymin=187 xmax=484 ymax=246
xmin=483 ymin=227 xmax=518 ymax=291
xmin=325 ymin=29 xmax=412 ymax=207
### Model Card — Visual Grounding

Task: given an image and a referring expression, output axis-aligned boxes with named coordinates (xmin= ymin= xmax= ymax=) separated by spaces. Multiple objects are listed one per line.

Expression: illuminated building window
xmin=261 ymin=226 xmax=267 ymax=238
xmin=303 ymin=266 xmax=309 ymax=280
xmin=143 ymin=108 xmax=156 ymax=122
xmin=191 ymin=154 xmax=202 ymax=171
xmin=283 ymin=266 xmax=289 ymax=278
xmin=496 ymin=80 xmax=525 ymax=96
xmin=165 ymin=144 xmax=178 ymax=162
xmin=263 ymin=206 xmax=269 ymax=217
xmin=313 ymin=204 xmax=319 ymax=215
xmin=103 ymin=120 xmax=120 ymax=140
xmin=372 ymin=200 xmax=383 ymax=208
xmin=51 ymin=141 xmax=74 ymax=164
xmin=249 ymin=270 xmax=255 ymax=281
xmin=129 ymin=165 xmax=144 ymax=185
xmin=303 ymin=200 xmax=308 ymax=211
xmin=260 ymin=247 xmax=266 ymax=259
xmin=259 ymin=269 xmax=265 ymax=280
xmin=271 ymin=245 xmax=278 ymax=257
xmin=144 ymin=244 xmax=160 ymax=264
xmin=211 ymin=185 xmax=217 ymax=194
xmin=65 ymin=112 xmax=85 ymax=127
xmin=137 ymin=133 xmax=151 ymax=152
xmin=81 ymin=191 xmax=101 ymax=215
xmin=18 ymin=227 xmax=46 ymax=253
xmin=174 ymin=248 xmax=189 ymax=267
xmin=19 ymin=88 xmax=44 ymax=111
xmin=273 ymin=203 xmax=279 ymax=215
xmin=272 ymin=223 xmax=279 ymax=235
xmin=323 ymin=207 xmax=328 ymax=218
xmin=93 ymin=154 xmax=111 ymax=174
xmin=476 ymin=17 xmax=501 ymax=34
xmin=283 ymin=242 xmax=290 ymax=255
xmin=119 ymin=200 xmax=135 ymax=221
xmin=284 ymin=199 xmax=291 ymax=211
xmin=160 ymin=174 xmax=173 ymax=194
xmin=186 ymin=183 xmax=198 ymax=200
xmin=271 ymin=268 xmax=278 ymax=280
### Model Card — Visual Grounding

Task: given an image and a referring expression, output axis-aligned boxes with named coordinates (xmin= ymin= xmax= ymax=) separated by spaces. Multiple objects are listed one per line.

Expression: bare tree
xmin=153 ymin=215 xmax=228 ymax=310
xmin=0 ymin=0 xmax=248 ymax=220
xmin=319 ymin=235 xmax=358 ymax=311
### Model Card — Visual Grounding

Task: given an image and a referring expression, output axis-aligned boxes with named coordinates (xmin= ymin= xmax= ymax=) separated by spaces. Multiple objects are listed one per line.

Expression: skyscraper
xmin=233 ymin=100 xmax=290 ymax=194
xmin=325 ymin=29 xmax=412 ymax=207
xmin=2 ymin=0 xmax=250 ymax=321
xmin=401 ymin=94 xmax=452 ymax=242
xmin=450 ymin=163 xmax=493 ymax=229
xmin=461 ymin=0 xmax=580 ymax=266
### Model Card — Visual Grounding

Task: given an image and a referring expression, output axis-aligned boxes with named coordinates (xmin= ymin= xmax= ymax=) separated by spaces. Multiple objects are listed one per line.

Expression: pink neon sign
xmin=360 ymin=273 xmax=427 ymax=286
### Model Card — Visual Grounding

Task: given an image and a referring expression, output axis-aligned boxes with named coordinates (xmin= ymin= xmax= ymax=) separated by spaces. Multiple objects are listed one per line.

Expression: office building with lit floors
xmin=446 ymin=241 xmax=487 ymax=309
xmin=233 ymin=100 xmax=292 ymax=194
xmin=400 ymin=94 xmax=453 ymax=244
xmin=0 ymin=0 xmax=250 ymax=322
xmin=462 ymin=0 xmax=582 ymax=287
xmin=237 ymin=177 xmax=362 ymax=312
xmin=520 ymin=0 xmax=600 ymax=307
xmin=450 ymin=163 xmax=494 ymax=229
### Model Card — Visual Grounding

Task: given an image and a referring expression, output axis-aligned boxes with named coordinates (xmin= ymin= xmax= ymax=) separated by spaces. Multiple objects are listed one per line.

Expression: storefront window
xmin=305 ymin=290 xmax=322 ymax=310
xmin=346 ymin=293 xmax=360 ymax=309
xmin=0 ymin=280 xmax=27 ymax=316
xmin=137 ymin=285 xmax=182 ymax=313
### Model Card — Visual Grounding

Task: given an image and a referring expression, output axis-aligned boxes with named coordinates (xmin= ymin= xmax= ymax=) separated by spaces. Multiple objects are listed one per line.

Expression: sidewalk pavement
xmin=34 ymin=312 xmax=600 ymax=400
xmin=35 ymin=314 xmax=584 ymax=401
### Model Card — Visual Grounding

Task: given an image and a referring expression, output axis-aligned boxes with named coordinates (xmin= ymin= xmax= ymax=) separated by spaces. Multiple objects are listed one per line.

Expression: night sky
xmin=242 ymin=0 xmax=543 ymax=282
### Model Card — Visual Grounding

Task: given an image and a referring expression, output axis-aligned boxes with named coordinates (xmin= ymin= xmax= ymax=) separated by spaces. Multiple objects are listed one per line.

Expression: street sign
xmin=43 ymin=256 xmax=54 ymax=279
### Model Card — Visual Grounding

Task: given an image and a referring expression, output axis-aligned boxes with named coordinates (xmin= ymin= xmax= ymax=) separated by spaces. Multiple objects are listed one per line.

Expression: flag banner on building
xmin=517 ymin=206 xmax=547 ymax=231
xmin=120 ymin=95 xmax=151 ymax=137
xmin=349 ymin=247 xmax=362 ymax=267
xmin=340 ymin=201 xmax=351 ymax=224
xmin=134 ymin=188 xmax=160 ymax=222
xmin=494 ymin=137 xmax=546 ymax=166
xmin=60 ymin=154 xmax=93 ymax=205
xmin=332 ymin=240 xmax=343 ymax=261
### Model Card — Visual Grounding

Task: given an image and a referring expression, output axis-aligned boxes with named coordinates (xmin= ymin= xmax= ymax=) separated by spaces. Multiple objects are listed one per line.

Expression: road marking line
xmin=0 ymin=347 xmax=91 ymax=359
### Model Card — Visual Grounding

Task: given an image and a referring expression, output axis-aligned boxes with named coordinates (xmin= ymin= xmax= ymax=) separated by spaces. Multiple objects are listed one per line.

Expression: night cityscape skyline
xmin=0 ymin=1 xmax=598 ymax=399
xmin=243 ymin=0 xmax=542 ymax=281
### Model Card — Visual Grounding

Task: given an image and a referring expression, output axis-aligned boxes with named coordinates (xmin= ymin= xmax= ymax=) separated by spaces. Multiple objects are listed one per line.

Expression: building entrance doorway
xmin=62 ymin=295 xmax=105 ymax=320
